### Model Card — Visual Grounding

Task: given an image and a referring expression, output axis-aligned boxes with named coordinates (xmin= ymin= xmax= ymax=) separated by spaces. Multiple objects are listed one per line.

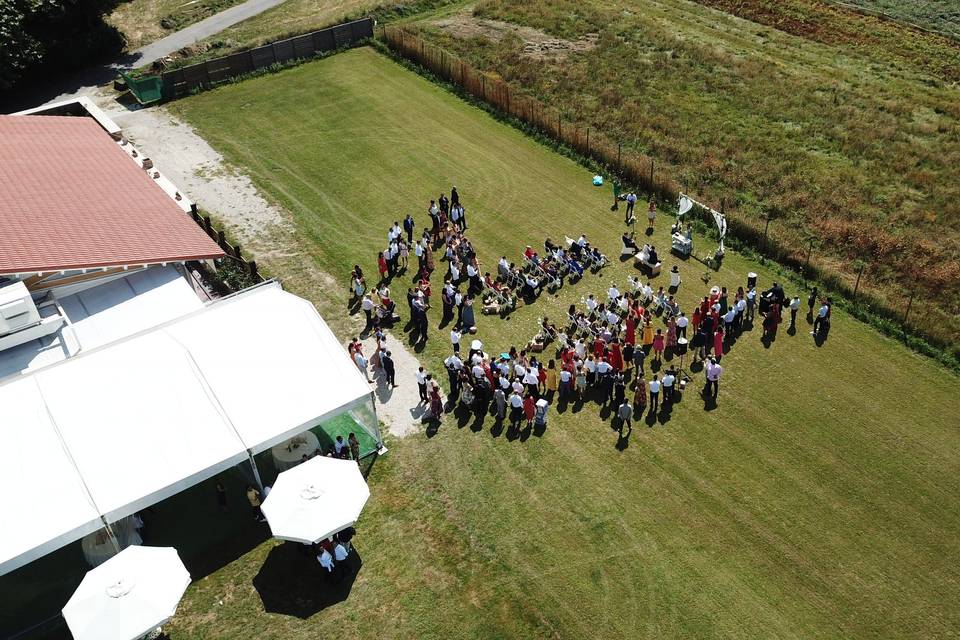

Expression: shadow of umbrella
xmin=252 ymin=542 xmax=363 ymax=619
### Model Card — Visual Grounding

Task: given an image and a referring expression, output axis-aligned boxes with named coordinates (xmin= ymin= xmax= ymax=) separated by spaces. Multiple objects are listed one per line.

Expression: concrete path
xmin=130 ymin=0 xmax=286 ymax=68
xmin=3 ymin=0 xmax=286 ymax=112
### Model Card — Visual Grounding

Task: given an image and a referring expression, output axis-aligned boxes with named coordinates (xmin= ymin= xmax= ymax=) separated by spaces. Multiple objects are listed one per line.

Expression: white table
xmin=271 ymin=431 xmax=321 ymax=472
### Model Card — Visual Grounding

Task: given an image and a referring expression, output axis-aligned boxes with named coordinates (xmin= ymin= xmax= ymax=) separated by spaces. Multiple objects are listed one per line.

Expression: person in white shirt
xmin=705 ymin=357 xmax=722 ymax=398
xmin=605 ymin=309 xmax=619 ymax=326
xmin=585 ymin=294 xmax=598 ymax=315
xmin=512 ymin=379 xmax=524 ymax=395
xmin=415 ymin=367 xmax=428 ymax=403
xmin=450 ymin=328 xmax=462 ymax=353
xmin=318 ymin=548 xmax=334 ymax=576
xmin=450 ymin=262 xmax=460 ymax=283
xmin=608 ymin=285 xmax=620 ymax=301
xmin=499 ymin=374 xmax=511 ymax=390
xmin=353 ymin=351 xmax=371 ymax=383
xmin=574 ymin=339 xmax=586 ymax=359
xmin=584 ymin=356 xmax=597 ymax=386
xmin=723 ymin=308 xmax=736 ymax=333
xmin=661 ymin=371 xmax=676 ymax=403
xmin=577 ymin=235 xmax=587 ymax=247
xmin=648 ymin=375 xmax=661 ymax=412
xmin=789 ymin=295 xmax=801 ymax=329
xmin=676 ymin=312 xmax=689 ymax=339
xmin=812 ymin=301 xmax=829 ymax=336
xmin=523 ymin=366 xmax=539 ymax=395
xmin=361 ymin=295 xmax=374 ymax=332
xmin=508 ymin=391 xmax=524 ymax=429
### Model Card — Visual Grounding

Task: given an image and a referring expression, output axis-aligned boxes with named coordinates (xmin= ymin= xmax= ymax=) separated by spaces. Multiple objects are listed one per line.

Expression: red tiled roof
xmin=0 ymin=115 xmax=223 ymax=274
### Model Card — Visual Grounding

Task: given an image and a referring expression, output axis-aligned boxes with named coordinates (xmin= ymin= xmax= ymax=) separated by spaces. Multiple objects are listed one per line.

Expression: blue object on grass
xmin=592 ymin=175 xmax=604 ymax=186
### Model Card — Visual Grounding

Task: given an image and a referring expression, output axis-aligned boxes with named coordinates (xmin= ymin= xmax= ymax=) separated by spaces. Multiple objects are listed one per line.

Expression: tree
xmin=0 ymin=0 xmax=124 ymax=92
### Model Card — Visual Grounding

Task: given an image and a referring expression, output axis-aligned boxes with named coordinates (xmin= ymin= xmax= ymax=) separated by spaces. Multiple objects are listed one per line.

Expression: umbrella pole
xmin=100 ymin=517 xmax=121 ymax=553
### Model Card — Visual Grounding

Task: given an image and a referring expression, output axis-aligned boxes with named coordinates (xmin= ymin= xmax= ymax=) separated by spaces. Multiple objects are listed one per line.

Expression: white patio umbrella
xmin=63 ymin=546 xmax=190 ymax=640
xmin=261 ymin=456 xmax=370 ymax=544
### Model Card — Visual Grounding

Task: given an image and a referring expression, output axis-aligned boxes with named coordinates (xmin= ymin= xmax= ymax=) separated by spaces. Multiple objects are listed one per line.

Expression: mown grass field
xmin=415 ymin=0 xmax=960 ymax=352
xmin=168 ymin=47 xmax=960 ymax=638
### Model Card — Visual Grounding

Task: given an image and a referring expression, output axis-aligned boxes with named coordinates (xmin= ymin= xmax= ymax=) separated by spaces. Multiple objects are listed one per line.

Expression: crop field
xmin=164 ymin=47 xmax=960 ymax=639
xmin=832 ymin=0 xmax=960 ymax=38
xmin=412 ymin=0 xmax=960 ymax=351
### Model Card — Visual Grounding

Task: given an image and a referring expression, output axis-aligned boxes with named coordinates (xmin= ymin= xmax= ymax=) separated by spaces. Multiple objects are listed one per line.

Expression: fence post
xmin=803 ymin=240 xmax=813 ymax=282
xmin=203 ymin=215 xmax=213 ymax=236
xmin=248 ymin=260 xmax=259 ymax=281
xmin=762 ymin=215 xmax=771 ymax=263
xmin=853 ymin=262 xmax=865 ymax=297
xmin=506 ymin=86 xmax=510 ymax=115
xmin=617 ymin=143 xmax=621 ymax=174
xmin=481 ymin=74 xmax=486 ymax=101
xmin=586 ymin=128 xmax=590 ymax=156
xmin=233 ymin=243 xmax=243 ymax=260
xmin=217 ymin=230 xmax=226 ymax=247
xmin=558 ymin=113 xmax=562 ymax=140
xmin=904 ymin=291 xmax=914 ymax=324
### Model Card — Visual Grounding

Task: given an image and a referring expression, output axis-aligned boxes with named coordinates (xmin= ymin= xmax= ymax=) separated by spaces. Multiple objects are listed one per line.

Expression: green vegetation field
xmin=168 ymin=47 xmax=960 ymax=638
xmin=414 ymin=0 xmax=960 ymax=351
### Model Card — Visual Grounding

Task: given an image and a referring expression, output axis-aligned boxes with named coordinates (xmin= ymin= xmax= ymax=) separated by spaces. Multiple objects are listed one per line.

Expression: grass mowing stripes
xmin=168 ymin=47 xmax=960 ymax=639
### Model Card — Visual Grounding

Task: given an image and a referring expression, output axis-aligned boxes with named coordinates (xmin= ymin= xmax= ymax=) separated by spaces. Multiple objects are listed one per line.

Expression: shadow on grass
xmin=253 ymin=542 xmax=363 ymax=619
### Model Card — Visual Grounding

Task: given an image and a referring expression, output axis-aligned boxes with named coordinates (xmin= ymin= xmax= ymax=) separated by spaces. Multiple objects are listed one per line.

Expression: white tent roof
xmin=0 ymin=282 xmax=373 ymax=575
xmin=2 ymin=378 xmax=102 ymax=575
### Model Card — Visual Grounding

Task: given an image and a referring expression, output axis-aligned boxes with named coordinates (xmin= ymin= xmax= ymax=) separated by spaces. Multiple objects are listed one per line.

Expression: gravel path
xmin=361 ymin=332 xmax=428 ymax=439
xmin=93 ymin=93 xmax=427 ymax=439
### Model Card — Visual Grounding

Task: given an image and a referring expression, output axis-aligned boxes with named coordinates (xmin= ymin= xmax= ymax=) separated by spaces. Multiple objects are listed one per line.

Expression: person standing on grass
xmin=455 ymin=202 xmax=467 ymax=231
xmin=494 ymin=386 xmax=506 ymax=421
xmin=713 ymin=325 xmax=725 ymax=358
xmin=450 ymin=327 xmax=462 ymax=354
xmin=807 ymin=286 xmax=819 ymax=317
xmin=618 ymin=399 xmax=633 ymax=434
xmin=705 ymin=357 xmax=722 ymax=398
xmin=382 ymin=350 xmax=396 ymax=388
xmin=662 ymin=369 xmax=675 ymax=404
xmin=746 ymin=287 xmax=756 ymax=323
xmin=649 ymin=375 xmax=661 ymax=413
xmin=812 ymin=298 xmax=829 ymax=337
xmin=789 ymin=295 xmax=801 ymax=329
xmin=625 ymin=191 xmax=637 ymax=223
xmin=676 ymin=312 xmax=688 ymax=340
xmin=647 ymin=198 xmax=657 ymax=228
xmin=439 ymin=193 xmax=449 ymax=219
xmin=403 ymin=213 xmax=415 ymax=243
xmin=451 ymin=186 xmax=460 ymax=209
xmin=317 ymin=547 xmax=334 ymax=580
xmin=416 ymin=367 xmax=428 ymax=404
xmin=523 ymin=393 xmax=536 ymax=430
xmin=509 ymin=390 xmax=524 ymax=430
xmin=652 ymin=328 xmax=665 ymax=363
xmin=633 ymin=377 xmax=647 ymax=414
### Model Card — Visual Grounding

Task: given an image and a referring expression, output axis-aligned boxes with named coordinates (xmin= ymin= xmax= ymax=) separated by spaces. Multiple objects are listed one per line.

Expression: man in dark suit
xmin=382 ymin=350 xmax=396 ymax=388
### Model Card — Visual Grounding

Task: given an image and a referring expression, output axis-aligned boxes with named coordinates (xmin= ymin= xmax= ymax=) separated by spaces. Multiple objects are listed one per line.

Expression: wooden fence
xmin=188 ymin=204 xmax=263 ymax=283
xmin=130 ymin=18 xmax=374 ymax=102
xmin=379 ymin=25 xmax=957 ymax=352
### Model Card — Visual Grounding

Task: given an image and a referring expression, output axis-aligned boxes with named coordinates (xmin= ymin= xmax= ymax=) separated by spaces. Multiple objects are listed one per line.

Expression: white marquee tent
xmin=0 ymin=282 xmax=378 ymax=576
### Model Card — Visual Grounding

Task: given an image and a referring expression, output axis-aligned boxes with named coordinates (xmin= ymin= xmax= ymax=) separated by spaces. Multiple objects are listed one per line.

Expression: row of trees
xmin=0 ymin=0 xmax=125 ymax=91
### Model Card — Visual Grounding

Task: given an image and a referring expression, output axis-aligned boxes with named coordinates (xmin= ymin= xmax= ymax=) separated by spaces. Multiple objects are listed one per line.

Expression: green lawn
xmin=167 ymin=47 xmax=960 ymax=638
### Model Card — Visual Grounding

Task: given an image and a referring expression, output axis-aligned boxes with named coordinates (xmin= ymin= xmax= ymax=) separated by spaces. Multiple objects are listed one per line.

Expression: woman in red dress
xmin=713 ymin=326 xmax=725 ymax=357
xmin=652 ymin=329 xmax=665 ymax=362
xmin=625 ymin=315 xmax=636 ymax=346
xmin=523 ymin=393 xmax=536 ymax=429
xmin=692 ymin=306 xmax=702 ymax=332
xmin=377 ymin=252 xmax=388 ymax=283
xmin=609 ymin=341 xmax=624 ymax=371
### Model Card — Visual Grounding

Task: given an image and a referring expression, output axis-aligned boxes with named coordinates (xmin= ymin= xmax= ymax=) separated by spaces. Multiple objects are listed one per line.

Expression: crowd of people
xmin=348 ymin=184 xmax=835 ymax=441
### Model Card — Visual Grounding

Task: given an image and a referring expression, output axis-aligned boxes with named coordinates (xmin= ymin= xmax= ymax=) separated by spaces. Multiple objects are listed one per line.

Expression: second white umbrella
xmin=261 ymin=455 xmax=370 ymax=544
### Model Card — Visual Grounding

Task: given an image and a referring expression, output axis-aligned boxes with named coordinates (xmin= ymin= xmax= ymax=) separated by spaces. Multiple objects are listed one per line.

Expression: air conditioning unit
xmin=0 ymin=282 xmax=40 ymax=336
xmin=0 ymin=281 xmax=64 ymax=352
